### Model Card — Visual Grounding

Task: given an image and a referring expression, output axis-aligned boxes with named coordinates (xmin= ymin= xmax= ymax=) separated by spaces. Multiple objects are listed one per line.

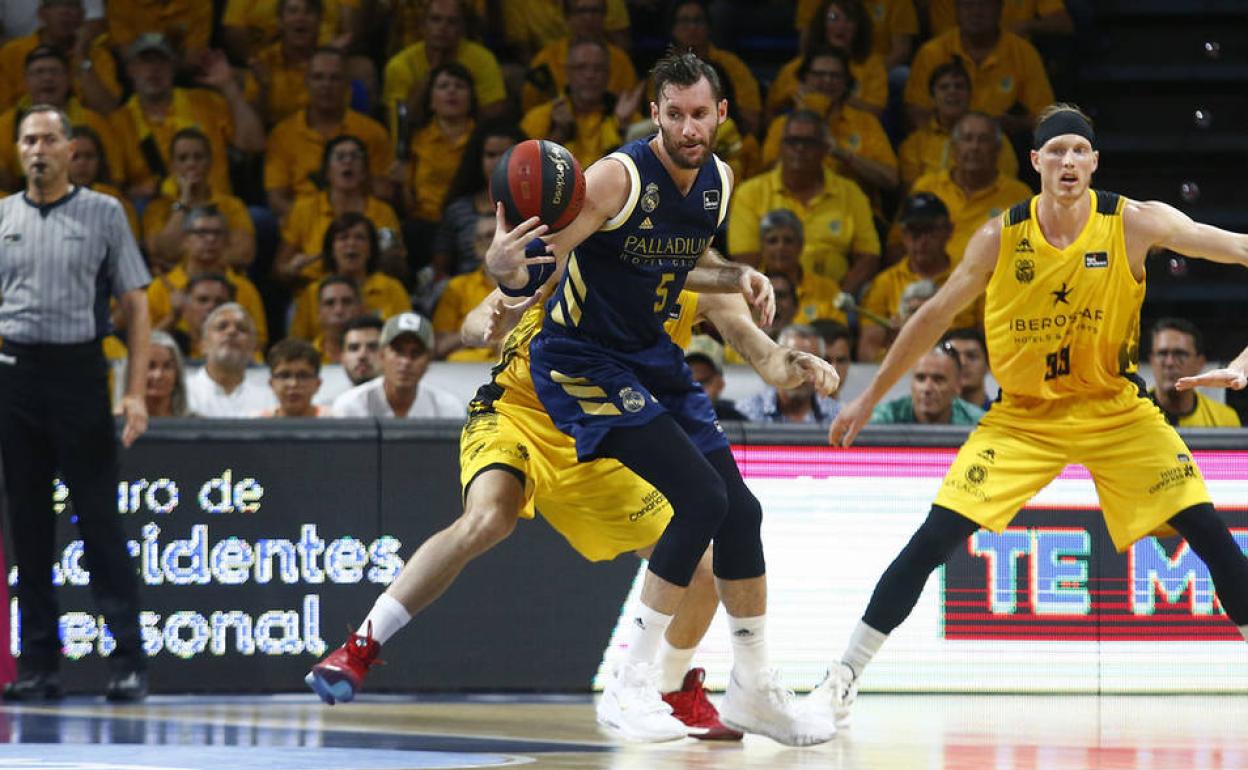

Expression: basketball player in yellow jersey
xmin=307 ymin=285 xmax=840 ymax=739
xmin=814 ymin=103 xmax=1248 ymax=726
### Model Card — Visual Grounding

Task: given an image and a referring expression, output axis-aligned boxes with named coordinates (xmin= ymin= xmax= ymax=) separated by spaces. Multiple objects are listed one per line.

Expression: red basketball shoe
xmin=662 ymin=668 xmax=744 ymax=741
xmin=305 ymin=625 xmax=382 ymax=705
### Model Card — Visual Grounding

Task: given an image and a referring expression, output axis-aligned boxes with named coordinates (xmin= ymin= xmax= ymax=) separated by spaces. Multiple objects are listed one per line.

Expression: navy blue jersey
xmin=541 ymin=137 xmax=732 ymax=353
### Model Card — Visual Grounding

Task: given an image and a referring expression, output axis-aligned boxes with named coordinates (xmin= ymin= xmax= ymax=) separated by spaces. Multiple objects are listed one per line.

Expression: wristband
xmin=497 ymin=238 xmax=555 ymax=297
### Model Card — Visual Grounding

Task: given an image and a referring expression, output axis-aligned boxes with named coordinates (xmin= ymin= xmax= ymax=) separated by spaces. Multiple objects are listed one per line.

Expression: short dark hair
xmin=267 ymin=337 xmax=322 ymax=373
xmin=170 ymin=126 xmax=212 ymax=160
xmin=186 ymin=271 xmax=236 ymax=300
xmin=182 ymin=204 xmax=225 ymax=232
xmin=68 ymin=124 xmax=110 ymax=185
xmin=24 ymin=45 xmax=68 ymax=70
xmin=1150 ymin=317 xmax=1205 ymax=356
xmin=764 ymin=270 xmax=797 ymax=302
xmin=928 ymin=57 xmax=971 ymax=95
xmin=317 ymin=274 xmax=362 ymax=302
xmin=935 ymin=340 xmax=963 ymax=370
xmin=813 ymin=320 xmax=851 ymax=349
xmin=651 ymin=48 xmax=722 ymax=103
xmin=421 ymin=61 xmax=478 ymax=126
xmin=343 ymin=314 xmax=385 ymax=336
xmin=317 ymin=134 xmax=369 ymax=189
xmin=941 ymin=327 xmax=987 ymax=355
xmin=321 ymin=211 xmax=380 ymax=275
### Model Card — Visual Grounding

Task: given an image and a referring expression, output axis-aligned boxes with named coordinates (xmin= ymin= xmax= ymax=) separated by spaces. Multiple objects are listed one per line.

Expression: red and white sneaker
xmin=305 ymin=625 xmax=382 ymax=705
xmin=662 ymin=668 xmax=744 ymax=741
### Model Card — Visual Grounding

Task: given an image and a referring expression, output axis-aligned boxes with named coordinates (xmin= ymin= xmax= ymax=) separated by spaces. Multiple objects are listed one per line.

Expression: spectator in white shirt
xmin=186 ymin=302 xmax=276 ymax=417
xmin=331 ymin=312 xmax=462 ymax=418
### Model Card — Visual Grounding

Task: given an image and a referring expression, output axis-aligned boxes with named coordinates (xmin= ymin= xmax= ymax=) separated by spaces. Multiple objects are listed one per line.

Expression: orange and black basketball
xmin=490 ymin=139 xmax=586 ymax=232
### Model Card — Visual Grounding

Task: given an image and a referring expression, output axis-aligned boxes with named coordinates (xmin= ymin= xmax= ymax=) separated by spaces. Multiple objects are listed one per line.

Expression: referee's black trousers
xmin=0 ymin=341 xmax=145 ymax=674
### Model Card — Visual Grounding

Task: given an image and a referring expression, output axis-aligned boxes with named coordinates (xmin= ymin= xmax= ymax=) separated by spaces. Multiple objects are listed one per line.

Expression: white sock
xmin=840 ymin=621 xmax=888 ymax=680
xmin=657 ymin=638 xmax=697 ymax=692
xmin=623 ymin=603 xmax=673 ymax=666
xmin=1239 ymin=624 xmax=1248 ymax=643
xmin=728 ymin=614 xmax=768 ymax=681
xmin=359 ymin=593 xmax=411 ymax=646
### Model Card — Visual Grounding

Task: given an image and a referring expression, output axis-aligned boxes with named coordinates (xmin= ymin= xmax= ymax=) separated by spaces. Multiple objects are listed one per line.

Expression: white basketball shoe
xmin=806 ymin=662 xmax=859 ymax=728
xmin=719 ymin=667 xmax=838 ymax=746
xmin=597 ymin=661 xmax=695 ymax=742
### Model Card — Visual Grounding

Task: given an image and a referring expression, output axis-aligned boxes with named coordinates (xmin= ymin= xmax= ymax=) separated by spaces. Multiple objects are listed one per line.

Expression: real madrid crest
xmin=1015 ymin=257 xmax=1035 ymax=284
xmin=619 ymin=387 xmax=646 ymax=413
xmin=641 ymin=183 xmax=660 ymax=213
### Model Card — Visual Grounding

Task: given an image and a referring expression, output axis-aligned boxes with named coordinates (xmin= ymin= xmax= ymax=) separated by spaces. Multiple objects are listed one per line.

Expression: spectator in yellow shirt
xmin=265 ymin=47 xmax=394 ymax=219
xmin=520 ymin=38 xmax=643 ymax=172
xmin=756 ymin=209 xmax=848 ymax=326
xmin=897 ymin=57 xmax=1017 ymax=189
xmin=0 ymin=45 xmax=121 ymax=192
xmin=1148 ymin=318 xmax=1243 ymax=428
xmin=222 ymin=0 xmax=359 ymax=62
xmin=667 ymin=0 xmax=761 ymax=136
xmin=729 ymin=110 xmax=880 ymax=293
xmin=431 ymin=215 xmax=498 ymax=361
xmin=927 ymin=0 xmax=1073 ymax=39
xmin=761 ymin=47 xmax=899 ymax=202
xmin=772 ymin=0 xmax=889 ymax=118
xmin=143 ymin=127 xmax=256 ymax=272
xmin=289 ymin=212 xmax=412 ymax=341
xmin=276 ymin=135 xmax=403 ymax=286
xmin=794 ymin=0 xmax=919 ymax=72
xmin=521 ymin=0 xmax=637 ymax=112
xmin=434 ymin=119 xmax=524 ymax=277
xmin=0 ymin=0 xmax=121 ymax=114
xmin=382 ymin=0 xmax=507 ymax=128
xmin=107 ymin=0 xmax=213 ymax=62
xmin=66 ymin=126 xmax=140 ymax=239
xmin=393 ymin=62 xmax=476 ymax=224
xmin=863 ymin=192 xmax=979 ymax=361
xmin=892 ymin=112 xmax=1032 ymax=264
xmin=904 ymin=0 xmax=1054 ymax=134
xmin=109 ymin=34 xmax=266 ymax=199
xmin=249 ymin=0 xmax=321 ymax=126
xmin=309 ymin=275 xmax=365 ymax=364
xmin=148 ymin=207 xmax=270 ymax=353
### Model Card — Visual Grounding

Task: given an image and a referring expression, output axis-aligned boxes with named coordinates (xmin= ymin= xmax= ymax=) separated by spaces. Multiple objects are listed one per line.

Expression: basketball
xmin=490 ymin=139 xmax=586 ymax=232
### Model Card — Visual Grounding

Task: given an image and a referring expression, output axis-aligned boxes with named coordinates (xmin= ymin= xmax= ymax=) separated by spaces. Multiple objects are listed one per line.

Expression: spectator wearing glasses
xmin=1148 ymin=318 xmax=1241 ymax=428
xmin=729 ymin=110 xmax=879 ymax=293
xmin=258 ymin=338 xmax=328 ymax=417
xmin=331 ymin=312 xmax=462 ymax=418
xmin=772 ymin=0 xmax=891 ymax=118
xmin=870 ymin=343 xmax=984 ymax=424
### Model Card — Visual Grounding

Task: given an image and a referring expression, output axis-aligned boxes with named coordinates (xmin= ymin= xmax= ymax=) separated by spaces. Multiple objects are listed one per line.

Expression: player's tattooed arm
xmin=700 ymin=293 xmax=839 ymax=394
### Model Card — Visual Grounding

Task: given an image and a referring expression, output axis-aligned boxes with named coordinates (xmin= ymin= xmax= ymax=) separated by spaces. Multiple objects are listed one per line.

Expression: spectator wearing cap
xmin=685 ymin=335 xmax=747 ymax=422
xmin=862 ymin=192 xmax=981 ymax=361
xmin=1148 ymin=318 xmax=1241 ymax=428
xmin=895 ymin=112 xmax=1032 ymax=265
xmin=729 ymin=110 xmax=879 ymax=294
xmin=108 ymin=33 xmax=265 ymax=199
xmin=106 ymin=0 xmax=213 ymax=62
xmin=257 ymin=338 xmax=328 ymax=417
xmin=870 ymin=343 xmax=984 ymax=425
xmin=265 ymin=47 xmax=394 ymax=220
xmin=186 ymin=303 xmax=276 ymax=417
xmin=331 ymin=313 xmax=463 ymax=418
xmin=942 ymin=326 xmax=993 ymax=411
xmin=757 ymin=209 xmax=847 ymax=327
xmin=0 ymin=45 xmax=121 ymax=192
xmin=897 ymin=58 xmax=1018 ymax=189
xmin=0 ymin=0 xmax=120 ymax=113
xmin=738 ymin=324 xmax=840 ymax=425
xmin=904 ymin=0 xmax=1053 ymax=135
xmin=147 ymin=207 xmax=269 ymax=352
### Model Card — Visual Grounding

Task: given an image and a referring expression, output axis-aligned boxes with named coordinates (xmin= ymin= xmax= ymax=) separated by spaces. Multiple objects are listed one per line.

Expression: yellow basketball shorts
xmin=459 ymin=396 xmax=673 ymax=562
xmin=934 ymin=385 xmax=1212 ymax=551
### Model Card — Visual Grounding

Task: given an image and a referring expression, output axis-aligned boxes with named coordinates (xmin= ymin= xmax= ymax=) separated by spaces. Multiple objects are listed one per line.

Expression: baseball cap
xmin=127 ymin=33 xmax=175 ymax=61
xmin=684 ymin=334 xmax=724 ymax=374
xmin=380 ymin=312 xmax=434 ymax=352
xmin=899 ymin=192 xmax=950 ymax=227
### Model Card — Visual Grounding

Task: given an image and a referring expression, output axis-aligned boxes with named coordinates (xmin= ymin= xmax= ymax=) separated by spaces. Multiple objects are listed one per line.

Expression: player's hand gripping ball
xmin=490 ymin=139 xmax=586 ymax=231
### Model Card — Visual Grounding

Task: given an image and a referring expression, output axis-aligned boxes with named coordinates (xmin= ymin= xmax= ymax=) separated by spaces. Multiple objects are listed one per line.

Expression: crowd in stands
xmin=0 ymin=0 xmax=1237 ymax=427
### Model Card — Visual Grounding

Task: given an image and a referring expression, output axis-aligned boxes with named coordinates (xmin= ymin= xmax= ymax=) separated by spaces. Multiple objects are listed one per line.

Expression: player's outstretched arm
xmin=828 ymin=218 xmax=999 ymax=447
xmin=1176 ymin=345 xmax=1248 ymax=392
xmin=699 ymin=292 xmax=839 ymax=395
xmin=1127 ymin=199 xmax=1248 ymax=268
xmin=460 ymin=286 xmax=549 ymax=348
xmin=687 ymin=248 xmax=775 ymax=327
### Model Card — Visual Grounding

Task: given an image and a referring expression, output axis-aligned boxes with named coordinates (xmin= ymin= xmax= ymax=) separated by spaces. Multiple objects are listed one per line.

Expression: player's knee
xmin=456 ymin=500 xmax=519 ymax=551
xmin=669 ymin=472 xmax=729 ymax=530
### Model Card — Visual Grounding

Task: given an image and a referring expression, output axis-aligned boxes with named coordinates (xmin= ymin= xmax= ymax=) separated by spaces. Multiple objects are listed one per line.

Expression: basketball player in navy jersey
xmin=484 ymin=51 xmax=836 ymax=746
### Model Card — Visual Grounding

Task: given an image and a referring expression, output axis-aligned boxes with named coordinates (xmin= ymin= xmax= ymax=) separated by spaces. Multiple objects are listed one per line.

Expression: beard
xmin=659 ymin=122 xmax=715 ymax=170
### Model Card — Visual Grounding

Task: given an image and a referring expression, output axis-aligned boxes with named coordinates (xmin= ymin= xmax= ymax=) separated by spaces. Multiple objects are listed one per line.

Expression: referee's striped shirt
xmin=0 ymin=186 xmax=151 ymax=344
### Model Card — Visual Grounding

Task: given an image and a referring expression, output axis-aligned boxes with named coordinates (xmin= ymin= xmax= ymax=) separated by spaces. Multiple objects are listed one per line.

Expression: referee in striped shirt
xmin=0 ymin=106 xmax=151 ymax=701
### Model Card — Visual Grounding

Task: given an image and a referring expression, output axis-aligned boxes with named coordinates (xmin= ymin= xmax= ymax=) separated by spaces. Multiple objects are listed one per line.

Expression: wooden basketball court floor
xmin=0 ymin=691 xmax=1245 ymax=770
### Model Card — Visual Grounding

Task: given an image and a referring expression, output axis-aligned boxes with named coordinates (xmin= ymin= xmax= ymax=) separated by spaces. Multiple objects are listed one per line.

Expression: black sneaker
xmin=2 ymin=671 xmax=63 ymax=701
xmin=105 ymin=670 xmax=148 ymax=703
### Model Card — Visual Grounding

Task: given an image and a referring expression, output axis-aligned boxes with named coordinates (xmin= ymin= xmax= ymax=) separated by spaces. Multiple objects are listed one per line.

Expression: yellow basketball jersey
xmin=985 ymin=190 xmax=1144 ymax=400
xmin=471 ymin=291 xmax=701 ymax=415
